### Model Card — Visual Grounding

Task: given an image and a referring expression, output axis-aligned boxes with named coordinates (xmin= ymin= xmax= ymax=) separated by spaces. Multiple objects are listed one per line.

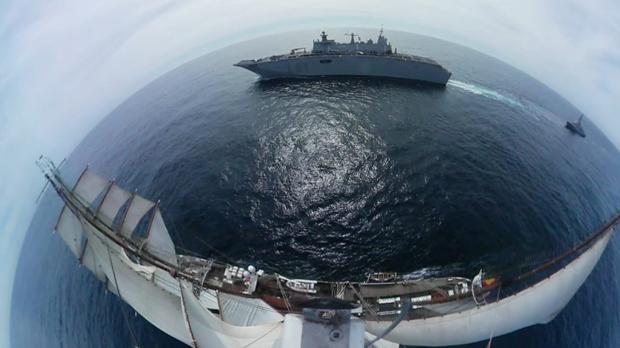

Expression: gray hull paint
xmin=237 ymin=55 xmax=451 ymax=85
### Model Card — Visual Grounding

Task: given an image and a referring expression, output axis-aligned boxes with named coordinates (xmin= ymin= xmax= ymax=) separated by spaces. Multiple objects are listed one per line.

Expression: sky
xmin=1 ymin=1 xmax=619 ymax=347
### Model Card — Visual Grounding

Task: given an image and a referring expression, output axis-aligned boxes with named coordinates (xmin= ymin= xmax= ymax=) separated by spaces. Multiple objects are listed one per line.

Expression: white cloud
xmin=2 ymin=1 xmax=619 ymax=347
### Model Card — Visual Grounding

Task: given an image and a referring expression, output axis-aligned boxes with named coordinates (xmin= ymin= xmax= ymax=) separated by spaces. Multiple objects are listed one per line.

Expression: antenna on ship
xmin=345 ymin=32 xmax=360 ymax=43
xmin=320 ymin=30 xmax=328 ymax=42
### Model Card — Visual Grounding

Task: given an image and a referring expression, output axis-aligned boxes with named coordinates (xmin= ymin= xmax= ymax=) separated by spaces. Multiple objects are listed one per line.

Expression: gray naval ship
xmin=235 ymin=30 xmax=452 ymax=85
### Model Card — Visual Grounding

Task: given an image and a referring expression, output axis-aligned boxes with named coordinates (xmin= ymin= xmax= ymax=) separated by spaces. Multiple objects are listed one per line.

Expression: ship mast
xmin=345 ymin=32 xmax=359 ymax=44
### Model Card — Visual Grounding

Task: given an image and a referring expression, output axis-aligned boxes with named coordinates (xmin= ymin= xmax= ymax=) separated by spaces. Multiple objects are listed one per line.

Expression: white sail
xmin=145 ymin=208 xmax=178 ymax=266
xmin=73 ymin=169 xmax=109 ymax=207
xmin=364 ymin=231 xmax=614 ymax=346
xmin=75 ymin=219 xmax=193 ymax=345
xmin=103 ymin=244 xmax=193 ymax=344
xmin=199 ymin=289 xmax=220 ymax=311
xmin=97 ymin=184 xmax=178 ymax=268
xmin=97 ymin=183 xmax=131 ymax=226
xmin=106 ymin=278 xmax=120 ymax=296
xmin=108 ymin=251 xmax=192 ymax=344
xmin=218 ymin=292 xmax=283 ymax=326
xmin=55 ymin=207 xmax=85 ymax=258
xmin=118 ymin=249 xmax=157 ymax=280
xmin=86 ymin=230 xmax=119 ymax=296
xmin=180 ymin=280 xmax=283 ymax=348
xmin=80 ymin=240 xmax=107 ymax=283
xmin=85 ymin=223 xmax=281 ymax=348
xmin=120 ymin=194 xmax=154 ymax=239
xmin=82 ymin=228 xmax=115 ymax=276
xmin=153 ymin=268 xmax=182 ymax=297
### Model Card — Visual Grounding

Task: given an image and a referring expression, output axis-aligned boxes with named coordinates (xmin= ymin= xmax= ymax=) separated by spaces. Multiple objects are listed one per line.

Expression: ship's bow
xmin=234 ymin=59 xmax=259 ymax=72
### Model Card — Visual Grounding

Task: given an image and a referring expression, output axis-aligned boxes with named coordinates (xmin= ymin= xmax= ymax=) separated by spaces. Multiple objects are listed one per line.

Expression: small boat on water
xmin=566 ymin=114 xmax=586 ymax=137
xmin=37 ymin=156 xmax=618 ymax=347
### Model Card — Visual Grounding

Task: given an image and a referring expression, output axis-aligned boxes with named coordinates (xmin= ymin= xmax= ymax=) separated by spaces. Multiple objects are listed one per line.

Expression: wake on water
xmin=448 ymin=80 xmax=524 ymax=109
xmin=447 ymin=80 xmax=553 ymax=122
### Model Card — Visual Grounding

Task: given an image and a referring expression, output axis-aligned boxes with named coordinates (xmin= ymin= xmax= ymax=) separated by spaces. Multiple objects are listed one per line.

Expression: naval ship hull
xmin=236 ymin=54 xmax=452 ymax=85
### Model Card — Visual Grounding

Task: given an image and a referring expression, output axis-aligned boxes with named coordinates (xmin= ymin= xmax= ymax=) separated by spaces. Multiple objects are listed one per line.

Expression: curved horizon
xmin=2 ymin=2 xmax=620 ymax=347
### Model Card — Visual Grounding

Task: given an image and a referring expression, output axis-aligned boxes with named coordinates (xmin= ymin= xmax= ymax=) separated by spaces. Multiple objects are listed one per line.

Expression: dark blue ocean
xmin=11 ymin=30 xmax=620 ymax=347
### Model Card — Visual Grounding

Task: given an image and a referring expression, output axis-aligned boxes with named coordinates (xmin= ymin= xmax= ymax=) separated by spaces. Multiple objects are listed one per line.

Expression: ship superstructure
xmin=312 ymin=30 xmax=393 ymax=54
xmin=38 ymin=157 xmax=618 ymax=347
xmin=235 ymin=30 xmax=452 ymax=85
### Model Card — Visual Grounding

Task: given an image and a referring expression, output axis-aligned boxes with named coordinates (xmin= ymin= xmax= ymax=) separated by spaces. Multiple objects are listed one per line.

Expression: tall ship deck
xmin=37 ymin=156 xmax=619 ymax=347
xmin=235 ymin=30 xmax=452 ymax=85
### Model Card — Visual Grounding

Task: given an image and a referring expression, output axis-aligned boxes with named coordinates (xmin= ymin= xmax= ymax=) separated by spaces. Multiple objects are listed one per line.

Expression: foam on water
xmin=448 ymin=80 xmax=524 ymax=109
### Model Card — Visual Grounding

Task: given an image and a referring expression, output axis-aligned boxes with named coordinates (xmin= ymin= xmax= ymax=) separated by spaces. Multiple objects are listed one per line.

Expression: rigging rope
xmin=165 ymin=212 xmax=188 ymax=250
xmin=348 ymin=282 xmax=378 ymax=318
xmin=192 ymin=234 xmax=239 ymax=266
xmin=175 ymin=245 xmax=205 ymax=258
xmin=275 ymin=275 xmax=292 ymax=312
xmin=241 ymin=323 xmax=282 ymax=348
